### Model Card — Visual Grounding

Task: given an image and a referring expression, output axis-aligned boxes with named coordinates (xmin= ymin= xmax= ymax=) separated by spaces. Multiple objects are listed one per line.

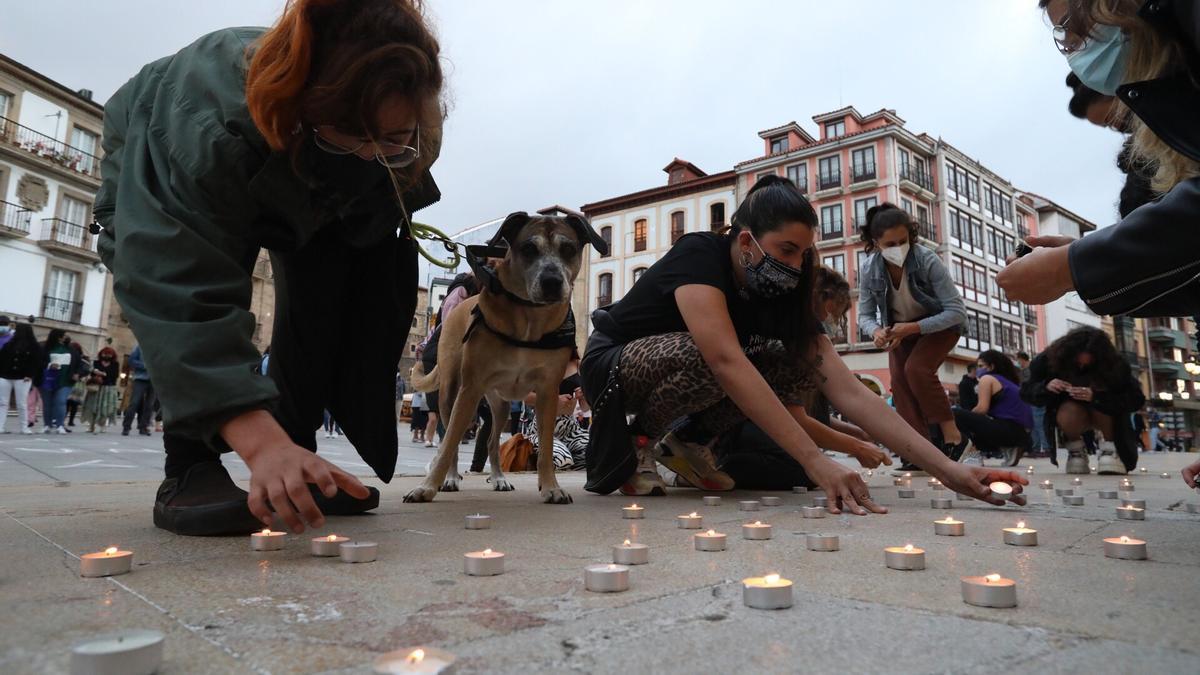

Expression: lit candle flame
xmin=104 ymin=546 xmax=118 ymax=555
xmin=985 ymin=573 xmax=1001 ymax=583
xmin=765 ymin=573 xmax=780 ymax=584
xmin=1017 ymin=521 xmax=1026 ymax=529
xmin=688 ymin=512 xmax=698 ymax=518
xmin=261 ymin=528 xmax=271 ymax=535
xmin=327 ymin=535 xmax=338 ymax=542
xmin=753 ymin=521 xmax=762 ymax=526
xmin=706 ymin=529 xmax=716 ymax=536
xmin=904 ymin=544 xmax=914 ymax=552
xmin=623 ymin=539 xmax=631 ymax=546
xmin=904 ymin=473 xmax=912 ymax=478
xmin=1120 ymin=536 xmax=1129 ymax=544
xmin=629 ymin=504 xmax=638 ymax=509
xmin=407 ymin=648 xmax=425 ymax=664
xmin=483 ymin=548 xmax=493 ymax=555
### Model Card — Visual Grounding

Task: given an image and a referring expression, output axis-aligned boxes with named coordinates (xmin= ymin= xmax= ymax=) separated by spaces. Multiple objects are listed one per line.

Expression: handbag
xmin=499 ymin=432 xmax=535 ymax=472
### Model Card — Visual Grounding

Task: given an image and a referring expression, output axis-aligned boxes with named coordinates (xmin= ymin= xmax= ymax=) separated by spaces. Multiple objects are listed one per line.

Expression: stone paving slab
xmin=1 ymin=453 xmax=1198 ymax=674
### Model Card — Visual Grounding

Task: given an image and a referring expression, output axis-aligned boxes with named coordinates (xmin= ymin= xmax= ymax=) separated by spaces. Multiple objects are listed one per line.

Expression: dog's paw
xmin=403 ymin=485 xmax=438 ymax=503
xmin=541 ymin=488 xmax=573 ymax=504
xmin=441 ymin=476 xmax=461 ymax=492
xmin=492 ymin=476 xmax=514 ymax=492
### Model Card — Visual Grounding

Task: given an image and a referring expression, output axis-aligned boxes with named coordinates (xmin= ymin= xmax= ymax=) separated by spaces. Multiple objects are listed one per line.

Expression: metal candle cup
xmin=372 ymin=646 xmax=456 ymax=674
xmin=339 ymin=541 xmax=378 ymax=563
xmin=1097 ymin=489 xmax=1118 ymax=500
xmin=929 ymin=478 xmax=945 ymax=490
xmin=761 ymin=496 xmax=782 ymax=507
xmin=1116 ymin=505 xmax=1145 ymax=520
xmin=801 ymin=506 xmax=825 ymax=519
xmin=584 ymin=563 xmax=629 ymax=592
xmin=1103 ymin=535 xmax=1147 ymax=560
xmin=806 ymin=533 xmax=840 ymax=551
xmin=250 ymin=528 xmax=285 ymax=551
xmin=464 ymin=549 xmax=505 ymax=576
xmin=465 ymin=514 xmax=492 ymax=529
xmin=310 ymin=534 xmax=349 ymax=557
xmin=612 ymin=540 xmax=649 ymax=565
xmin=934 ymin=516 xmax=965 ymax=536
xmin=930 ymin=497 xmax=952 ymax=509
xmin=1119 ymin=481 xmax=1135 ymax=492
xmin=742 ymin=521 xmax=772 ymax=540
xmin=793 ymin=486 xmax=809 ymax=493
xmin=742 ymin=574 xmax=794 ymax=609
xmin=1063 ymin=495 xmax=1084 ymax=506
xmin=893 ymin=477 xmax=911 ymax=487
xmin=1072 ymin=477 xmax=1083 ymax=486
xmin=677 ymin=512 xmax=703 ymax=529
xmin=811 ymin=495 xmax=829 ymax=508
xmin=70 ymin=630 xmax=164 ymax=675
xmin=1160 ymin=471 xmax=1171 ymax=479
xmin=622 ymin=504 xmax=645 ymax=519
xmin=1121 ymin=497 xmax=1146 ymax=509
xmin=884 ymin=544 xmax=926 ymax=570
xmin=1041 ymin=480 xmax=1054 ymax=490
xmin=1002 ymin=522 xmax=1038 ymax=546
xmin=80 ymin=547 xmax=133 ymax=578
xmin=988 ymin=481 xmax=1014 ymax=501
xmin=738 ymin=500 xmax=761 ymax=512
xmin=961 ymin=574 xmax=1017 ymax=608
xmin=694 ymin=529 xmax=727 ymax=551
xmin=897 ymin=488 xmax=916 ymax=499
xmin=702 ymin=496 xmax=721 ymax=506
xmin=1056 ymin=488 xmax=1074 ymax=497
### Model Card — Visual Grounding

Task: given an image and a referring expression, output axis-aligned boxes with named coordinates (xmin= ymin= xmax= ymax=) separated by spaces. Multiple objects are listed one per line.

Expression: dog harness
xmin=463 ymin=243 xmax=576 ymax=350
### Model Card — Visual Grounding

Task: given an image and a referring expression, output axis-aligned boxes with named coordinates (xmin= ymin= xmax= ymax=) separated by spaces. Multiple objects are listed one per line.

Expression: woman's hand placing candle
xmin=938 ymin=465 xmax=1028 ymax=506
xmin=806 ymin=455 xmax=888 ymax=516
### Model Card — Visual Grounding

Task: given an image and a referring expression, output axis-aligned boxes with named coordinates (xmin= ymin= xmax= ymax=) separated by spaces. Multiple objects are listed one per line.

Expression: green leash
xmin=408 ymin=220 xmax=462 ymax=270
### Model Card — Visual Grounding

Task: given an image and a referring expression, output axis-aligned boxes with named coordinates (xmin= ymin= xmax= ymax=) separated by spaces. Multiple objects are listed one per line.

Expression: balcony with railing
xmin=37 ymin=218 xmax=100 ymax=261
xmin=850 ymin=162 xmax=877 ymax=183
xmin=596 ymin=294 xmax=612 ymax=308
xmin=899 ymin=166 xmax=934 ymax=193
xmin=0 ymin=117 xmax=101 ymax=180
xmin=817 ymin=171 xmax=842 ymax=191
xmin=916 ymin=217 xmax=936 ymax=241
xmin=0 ymin=199 xmax=32 ymax=237
xmin=791 ymin=178 xmax=809 ymax=193
xmin=821 ymin=221 xmax=845 ymax=241
xmin=42 ymin=295 xmax=83 ymax=324
xmin=1024 ymin=306 xmax=1038 ymax=324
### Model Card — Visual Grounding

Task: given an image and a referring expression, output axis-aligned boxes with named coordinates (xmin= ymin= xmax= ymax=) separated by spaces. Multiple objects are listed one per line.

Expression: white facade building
xmin=1020 ymin=193 xmax=1102 ymax=339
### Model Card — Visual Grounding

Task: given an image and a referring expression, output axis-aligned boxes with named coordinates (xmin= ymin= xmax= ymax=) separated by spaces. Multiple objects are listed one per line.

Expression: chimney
xmin=77 ymin=88 xmax=93 ymax=101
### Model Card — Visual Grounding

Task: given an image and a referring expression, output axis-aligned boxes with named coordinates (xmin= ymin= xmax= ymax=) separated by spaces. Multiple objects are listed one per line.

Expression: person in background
xmin=857 ymin=203 xmax=968 ymax=475
xmin=122 ymin=344 xmax=155 ymax=437
xmin=417 ymin=272 xmax=482 ymax=449
xmin=955 ymin=351 xmax=1034 ymax=466
xmin=39 ymin=330 xmax=74 ymax=434
xmin=1020 ymin=327 xmax=1143 ymax=475
xmin=520 ymin=351 xmax=591 ymax=473
xmin=1016 ymin=350 xmax=1051 ymax=456
xmin=82 ymin=347 xmax=121 ymax=433
xmin=323 ymin=410 xmax=342 ymax=439
xmin=65 ymin=341 xmax=90 ymax=431
xmin=409 ymin=390 xmax=427 ymax=443
xmin=0 ymin=318 xmax=40 ymax=434
xmin=956 ymin=363 xmax=979 ymax=413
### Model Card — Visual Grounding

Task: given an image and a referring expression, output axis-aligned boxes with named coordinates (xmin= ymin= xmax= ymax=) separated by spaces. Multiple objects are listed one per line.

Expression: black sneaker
xmin=309 ymin=484 xmax=380 ymax=515
xmin=153 ymin=461 xmax=262 ymax=536
xmin=121 ymin=428 xmax=130 ymax=436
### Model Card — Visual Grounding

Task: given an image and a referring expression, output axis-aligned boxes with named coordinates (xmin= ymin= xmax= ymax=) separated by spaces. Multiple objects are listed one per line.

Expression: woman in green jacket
xmin=95 ymin=0 xmax=446 ymax=535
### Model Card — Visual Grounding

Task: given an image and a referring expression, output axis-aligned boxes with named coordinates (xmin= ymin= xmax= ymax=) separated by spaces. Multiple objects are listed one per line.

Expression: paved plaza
xmin=2 ymin=430 xmax=1199 ymax=674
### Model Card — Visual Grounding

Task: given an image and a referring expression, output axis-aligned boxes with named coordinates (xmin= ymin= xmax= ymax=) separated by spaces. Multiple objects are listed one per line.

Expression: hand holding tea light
xmin=1103 ymin=535 xmax=1147 ymax=560
xmin=885 ymin=543 xmax=925 ymax=570
xmin=612 ymin=539 xmax=649 ymax=565
xmin=464 ymin=548 xmax=505 ymax=576
xmin=677 ymin=512 xmax=702 ymax=529
xmin=694 ymin=529 xmax=727 ymax=551
xmin=310 ymin=534 xmax=349 ymax=557
xmin=742 ymin=573 xmax=793 ymax=609
xmin=623 ymin=504 xmax=644 ymax=519
xmin=988 ymin=481 xmax=1015 ymax=501
xmin=373 ymin=646 xmax=456 ymax=674
xmin=1002 ymin=521 xmax=1038 ymax=546
xmin=934 ymin=516 xmax=965 ymax=536
xmin=465 ymin=514 xmax=492 ymax=529
xmin=961 ymin=573 xmax=1017 ymax=608
xmin=742 ymin=520 xmax=772 ymax=540
xmin=80 ymin=546 xmax=133 ymax=578
xmin=250 ymin=528 xmax=285 ymax=551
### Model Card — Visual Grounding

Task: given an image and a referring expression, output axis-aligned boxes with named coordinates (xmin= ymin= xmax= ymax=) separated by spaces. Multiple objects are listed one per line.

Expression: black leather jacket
xmin=1069 ymin=0 xmax=1200 ymax=316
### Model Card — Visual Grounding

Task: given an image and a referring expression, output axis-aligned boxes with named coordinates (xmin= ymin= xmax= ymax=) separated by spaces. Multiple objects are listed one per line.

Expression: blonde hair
xmin=1071 ymin=0 xmax=1200 ymax=193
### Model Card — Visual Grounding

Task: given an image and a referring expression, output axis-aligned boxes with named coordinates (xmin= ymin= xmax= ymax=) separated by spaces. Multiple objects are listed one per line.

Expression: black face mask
xmin=304 ymin=140 xmax=391 ymax=197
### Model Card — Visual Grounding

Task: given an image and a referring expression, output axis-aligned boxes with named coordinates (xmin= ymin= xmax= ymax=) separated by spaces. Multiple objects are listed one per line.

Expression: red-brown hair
xmin=245 ymin=0 xmax=444 ymax=176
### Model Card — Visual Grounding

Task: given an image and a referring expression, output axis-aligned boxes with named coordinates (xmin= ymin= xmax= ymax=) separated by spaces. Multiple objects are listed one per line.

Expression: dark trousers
xmin=123 ymin=379 xmax=155 ymax=432
xmin=888 ymin=328 xmax=959 ymax=441
xmin=470 ymin=399 xmax=492 ymax=472
xmin=953 ymin=409 xmax=1030 ymax=454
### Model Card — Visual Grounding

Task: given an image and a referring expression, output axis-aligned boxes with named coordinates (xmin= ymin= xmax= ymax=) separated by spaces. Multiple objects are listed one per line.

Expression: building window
xmin=633 ymin=219 xmax=647 ymax=252
xmin=0 ymin=90 xmax=11 ymax=120
xmin=600 ymin=226 xmax=612 ymax=257
xmin=817 ymin=156 xmax=841 ymax=190
xmin=820 ymin=204 xmax=844 ymax=240
xmin=786 ymin=163 xmax=807 ymax=192
xmin=851 ymin=146 xmax=876 ymax=181
xmin=822 ymin=253 xmax=846 ymax=276
xmin=597 ymin=273 xmax=613 ymax=307
xmin=853 ymin=197 xmax=878 ymax=230
xmin=69 ymin=127 xmax=99 ymax=174
xmin=901 ymin=197 xmax=913 ymax=214
xmin=670 ymin=211 xmax=685 ymax=243
xmin=898 ymin=147 xmax=910 ymax=174
xmin=770 ymin=136 xmax=788 ymax=154
xmin=756 ymin=171 xmax=774 ymax=184
xmin=825 ymin=120 xmax=845 ymax=138
xmin=709 ymin=202 xmax=726 ymax=231
xmin=856 ymin=250 xmax=868 ymax=284
xmin=43 ymin=267 xmax=81 ymax=323
xmin=632 ymin=267 xmax=647 ymax=284
xmin=916 ymin=204 xmax=932 ymax=239
xmin=53 ymin=196 xmax=91 ymax=248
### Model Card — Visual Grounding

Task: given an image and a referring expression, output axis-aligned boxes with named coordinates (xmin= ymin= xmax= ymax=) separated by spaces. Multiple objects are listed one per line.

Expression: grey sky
xmin=3 ymin=0 xmax=1126 ymax=235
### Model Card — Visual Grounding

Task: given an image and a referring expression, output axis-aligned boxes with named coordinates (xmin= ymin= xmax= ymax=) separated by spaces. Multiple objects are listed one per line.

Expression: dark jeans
xmin=123 ymin=379 xmax=155 ymax=432
xmin=716 ymin=421 xmax=813 ymax=490
xmin=42 ymin=385 xmax=71 ymax=429
xmin=953 ymin=409 xmax=1030 ymax=454
xmin=470 ymin=399 xmax=492 ymax=473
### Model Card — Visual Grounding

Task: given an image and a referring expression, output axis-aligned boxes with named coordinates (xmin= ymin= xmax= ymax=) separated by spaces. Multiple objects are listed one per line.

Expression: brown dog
xmin=404 ymin=212 xmax=607 ymax=504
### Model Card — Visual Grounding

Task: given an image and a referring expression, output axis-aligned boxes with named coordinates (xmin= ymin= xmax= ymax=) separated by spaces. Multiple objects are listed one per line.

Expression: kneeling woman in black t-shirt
xmin=580 ymin=176 xmax=1026 ymax=513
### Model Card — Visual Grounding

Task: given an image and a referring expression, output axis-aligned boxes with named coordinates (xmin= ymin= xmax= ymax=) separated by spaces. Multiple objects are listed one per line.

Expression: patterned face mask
xmin=742 ymin=233 xmax=804 ymax=299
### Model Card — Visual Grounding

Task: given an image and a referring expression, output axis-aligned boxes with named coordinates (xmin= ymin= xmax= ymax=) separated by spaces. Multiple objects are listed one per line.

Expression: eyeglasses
xmin=312 ymin=126 xmax=421 ymax=168
xmin=1050 ymin=17 xmax=1088 ymax=55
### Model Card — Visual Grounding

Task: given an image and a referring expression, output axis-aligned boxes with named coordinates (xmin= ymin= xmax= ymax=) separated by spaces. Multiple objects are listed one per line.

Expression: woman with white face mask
xmin=857 ymin=203 xmax=967 ymax=475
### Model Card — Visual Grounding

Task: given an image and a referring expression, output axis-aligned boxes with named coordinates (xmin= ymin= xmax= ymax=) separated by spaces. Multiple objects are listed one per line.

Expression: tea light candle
xmin=793 ymin=486 xmax=809 ymax=493
xmin=584 ymin=563 xmax=629 ymax=592
xmin=1041 ymin=480 xmax=1054 ymax=490
xmin=465 ymin=513 xmax=492 ymax=529
xmin=742 ymin=521 xmax=772 ymax=540
xmin=1116 ymin=505 xmax=1145 ymax=520
xmin=930 ymin=497 xmax=952 ymax=509
xmin=738 ymin=500 xmax=761 ymax=512
xmin=988 ymin=481 xmax=1014 ymax=501
xmin=622 ymin=504 xmax=645 ymax=519
xmin=702 ymin=496 xmax=721 ymax=506
xmin=742 ymin=573 xmax=793 ymax=609
xmin=804 ymin=532 xmax=840 ymax=551
xmin=1121 ymin=497 xmax=1146 ymax=509
xmin=1063 ymin=495 xmax=1084 ymax=506
xmin=812 ymin=495 xmax=829 ymax=508
xmin=677 ymin=512 xmax=703 ymax=529
xmin=310 ymin=534 xmax=349 ymax=557
xmin=1139 ymin=467 xmax=1148 ymax=474
xmin=1002 ymin=521 xmax=1038 ymax=546
xmin=801 ymin=506 xmax=825 ymax=519
xmin=961 ymin=573 xmax=1017 ymax=608
xmin=70 ymin=630 xmax=163 ymax=675
xmin=934 ymin=516 xmax=965 ymax=536
xmin=884 ymin=544 xmax=926 ymax=570
xmin=612 ymin=539 xmax=649 ymax=565
xmin=898 ymin=488 xmax=916 ymax=499
xmin=1055 ymin=487 xmax=1074 ymax=497
xmin=761 ymin=496 xmax=782 ymax=507
xmin=694 ymin=529 xmax=727 ymax=551
xmin=79 ymin=546 xmax=133 ymax=578
xmin=1026 ymin=465 xmax=1035 ymax=475
xmin=893 ymin=477 xmax=911 ymax=487
xmin=464 ymin=548 xmax=505 ymax=576
xmin=931 ymin=481 xmax=946 ymax=491
xmin=1103 ymin=535 xmax=1147 ymax=560
xmin=1160 ymin=472 xmax=1171 ymax=480
xmin=1119 ymin=480 xmax=1135 ymax=492
xmin=340 ymin=541 xmax=378 ymax=563
xmin=250 ymin=528 xmax=285 ymax=551
xmin=372 ymin=646 xmax=455 ymax=674
xmin=1072 ymin=477 xmax=1083 ymax=486
xmin=1097 ymin=489 xmax=1118 ymax=500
